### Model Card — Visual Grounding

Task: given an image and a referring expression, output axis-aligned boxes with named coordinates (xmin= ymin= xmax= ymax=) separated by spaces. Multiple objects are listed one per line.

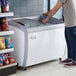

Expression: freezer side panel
xmin=9 ymin=25 xmax=25 ymax=67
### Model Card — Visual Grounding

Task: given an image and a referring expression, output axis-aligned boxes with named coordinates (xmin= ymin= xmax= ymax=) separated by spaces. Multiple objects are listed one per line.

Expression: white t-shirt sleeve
xmin=58 ymin=0 xmax=67 ymax=3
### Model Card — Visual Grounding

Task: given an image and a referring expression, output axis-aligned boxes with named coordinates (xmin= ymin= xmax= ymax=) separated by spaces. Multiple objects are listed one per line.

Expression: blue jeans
xmin=65 ymin=26 xmax=76 ymax=61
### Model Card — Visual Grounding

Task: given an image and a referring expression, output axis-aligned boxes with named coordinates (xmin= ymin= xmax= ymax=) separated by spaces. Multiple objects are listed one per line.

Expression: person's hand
xmin=42 ymin=17 xmax=49 ymax=24
xmin=41 ymin=11 xmax=51 ymax=24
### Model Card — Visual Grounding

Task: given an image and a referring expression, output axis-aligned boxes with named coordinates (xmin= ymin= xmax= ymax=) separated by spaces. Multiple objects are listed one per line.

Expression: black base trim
xmin=0 ymin=65 xmax=17 ymax=76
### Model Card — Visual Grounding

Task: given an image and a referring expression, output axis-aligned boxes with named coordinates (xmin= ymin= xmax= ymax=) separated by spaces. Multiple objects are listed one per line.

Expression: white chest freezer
xmin=8 ymin=17 xmax=66 ymax=68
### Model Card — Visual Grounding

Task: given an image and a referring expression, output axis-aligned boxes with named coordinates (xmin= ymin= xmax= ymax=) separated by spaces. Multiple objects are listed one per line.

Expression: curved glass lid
xmin=14 ymin=18 xmax=42 ymax=28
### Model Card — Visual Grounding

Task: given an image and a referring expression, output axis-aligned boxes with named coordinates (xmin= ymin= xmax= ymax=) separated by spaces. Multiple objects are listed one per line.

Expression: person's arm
xmin=48 ymin=1 xmax=62 ymax=18
xmin=42 ymin=1 xmax=62 ymax=24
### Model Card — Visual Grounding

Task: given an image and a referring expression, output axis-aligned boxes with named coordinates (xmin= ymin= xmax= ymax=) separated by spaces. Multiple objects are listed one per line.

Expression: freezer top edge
xmin=27 ymin=23 xmax=65 ymax=33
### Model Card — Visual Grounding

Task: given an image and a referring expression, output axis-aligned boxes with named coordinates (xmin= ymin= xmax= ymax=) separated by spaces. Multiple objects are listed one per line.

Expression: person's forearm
xmin=47 ymin=1 xmax=62 ymax=18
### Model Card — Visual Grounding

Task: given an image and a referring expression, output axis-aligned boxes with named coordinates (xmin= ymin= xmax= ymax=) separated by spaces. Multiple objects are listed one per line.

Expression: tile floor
xmin=10 ymin=60 xmax=76 ymax=76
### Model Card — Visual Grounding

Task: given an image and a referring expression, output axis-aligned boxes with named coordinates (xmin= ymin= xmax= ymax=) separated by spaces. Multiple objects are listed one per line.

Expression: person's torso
xmin=63 ymin=0 xmax=76 ymax=27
